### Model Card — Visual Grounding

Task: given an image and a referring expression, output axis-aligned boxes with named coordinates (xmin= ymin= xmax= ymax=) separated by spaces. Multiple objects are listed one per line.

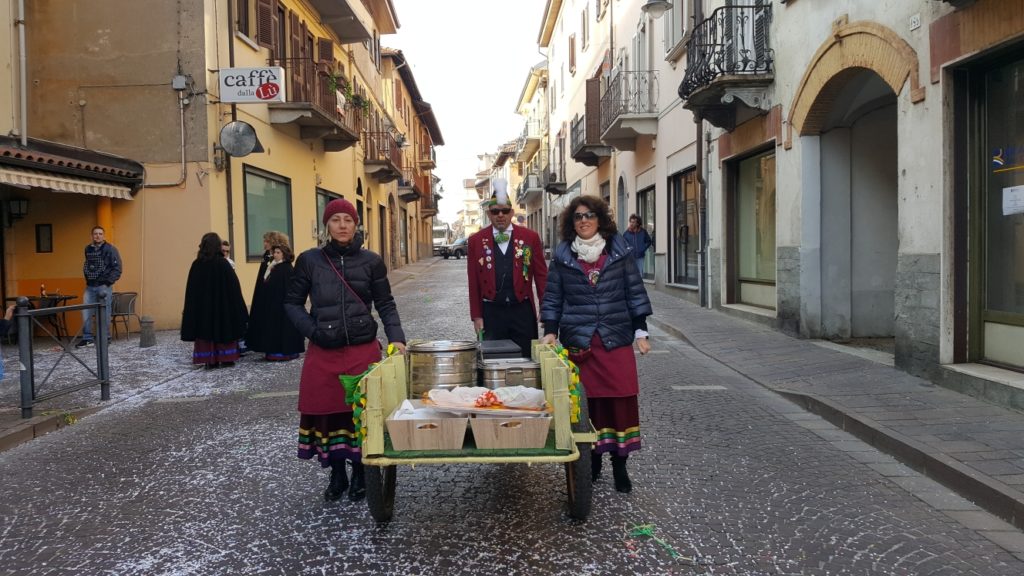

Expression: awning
xmin=0 ymin=166 xmax=134 ymax=200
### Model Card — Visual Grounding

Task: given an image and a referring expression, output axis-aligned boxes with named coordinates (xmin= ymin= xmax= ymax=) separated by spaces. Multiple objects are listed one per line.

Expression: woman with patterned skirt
xmin=541 ymin=196 xmax=652 ymax=493
xmin=285 ymin=198 xmax=406 ymax=502
xmin=180 ymin=232 xmax=248 ymax=368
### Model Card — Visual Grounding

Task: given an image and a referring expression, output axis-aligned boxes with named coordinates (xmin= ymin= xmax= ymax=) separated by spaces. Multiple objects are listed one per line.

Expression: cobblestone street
xmin=1 ymin=259 xmax=1022 ymax=575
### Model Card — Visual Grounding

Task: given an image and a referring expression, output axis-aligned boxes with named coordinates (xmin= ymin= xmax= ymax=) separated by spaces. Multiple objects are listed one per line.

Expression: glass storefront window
xmin=244 ymin=166 xmax=292 ymax=260
xmin=985 ymin=59 xmax=1024 ymax=317
xmin=737 ymin=152 xmax=776 ymax=282
xmin=316 ymin=188 xmax=341 ymax=238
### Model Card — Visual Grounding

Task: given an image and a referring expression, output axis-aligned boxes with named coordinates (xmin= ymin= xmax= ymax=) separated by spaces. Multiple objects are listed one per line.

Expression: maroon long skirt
xmin=297 ymin=413 xmax=359 ymax=467
xmin=578 ymin=333 xmax=641 ymax=457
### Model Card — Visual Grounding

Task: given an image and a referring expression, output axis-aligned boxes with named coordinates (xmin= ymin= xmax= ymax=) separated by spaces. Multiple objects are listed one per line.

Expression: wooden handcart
xmin=359 ymin=342 xmax=595 ymax=522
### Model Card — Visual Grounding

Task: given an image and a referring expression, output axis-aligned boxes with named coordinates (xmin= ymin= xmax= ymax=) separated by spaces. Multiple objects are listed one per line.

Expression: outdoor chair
xmin=36 ymin=296 xmax=70 ymax=340
xmin=111 ymin=291 xmax=140 ymax=339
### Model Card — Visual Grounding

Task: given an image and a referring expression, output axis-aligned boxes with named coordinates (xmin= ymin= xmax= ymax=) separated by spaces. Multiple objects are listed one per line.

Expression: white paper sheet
xmin=1003 ymin=185 xmax=1024 ymax=216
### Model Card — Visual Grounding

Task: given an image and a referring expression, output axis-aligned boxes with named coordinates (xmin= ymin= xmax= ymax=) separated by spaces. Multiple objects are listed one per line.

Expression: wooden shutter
xmin=586 ymin=78 xmax=602 ymax=145
xmin=270 ymin=2 xmax=281 ymax=60
xmin=256 ymin=0 xmax=273 ymax=48
xmin=318 ymin=37 xmax=334 ymax=63
xmin=289 ymin=12 xmax=304 ymax=101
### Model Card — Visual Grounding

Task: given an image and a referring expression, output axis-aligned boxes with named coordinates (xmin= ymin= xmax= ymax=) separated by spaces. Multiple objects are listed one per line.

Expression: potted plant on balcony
xmin=349 ymin=93 xmax=370 ymax=115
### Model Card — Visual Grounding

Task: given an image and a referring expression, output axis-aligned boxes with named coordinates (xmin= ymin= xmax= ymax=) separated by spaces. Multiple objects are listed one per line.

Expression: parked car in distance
xmin=440 ymin=238 xmax=467 ymax=259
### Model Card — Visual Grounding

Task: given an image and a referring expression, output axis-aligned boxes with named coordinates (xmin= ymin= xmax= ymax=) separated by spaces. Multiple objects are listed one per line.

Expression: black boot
xmin=611 ymin=455 xmax=632 ymax=493
xmin=323 ymin=462 xmax=348 ymax=501
xmin=591 ymin=451 xmax=602 ymax=481
xmin=348 ymin=461 xmax=366 ymax=501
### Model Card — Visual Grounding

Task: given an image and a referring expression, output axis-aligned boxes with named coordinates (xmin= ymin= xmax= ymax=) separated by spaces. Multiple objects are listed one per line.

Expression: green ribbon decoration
xmin=625 ymin=524 xmax=682 ymax=560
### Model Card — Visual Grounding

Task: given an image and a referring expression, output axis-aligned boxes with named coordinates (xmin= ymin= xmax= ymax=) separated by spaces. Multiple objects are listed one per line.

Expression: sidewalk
xmin=645 ymin=289 xmax=1024 ymax=531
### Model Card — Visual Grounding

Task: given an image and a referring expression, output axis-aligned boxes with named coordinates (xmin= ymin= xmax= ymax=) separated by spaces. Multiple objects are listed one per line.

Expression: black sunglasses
xmin=489 ymin=208 xmax=511 ymax=215
xmin=573 ymin=211 xmax=597 ymax=222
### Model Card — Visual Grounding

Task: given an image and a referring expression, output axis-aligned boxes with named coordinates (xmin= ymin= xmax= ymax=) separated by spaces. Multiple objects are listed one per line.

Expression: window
xmin=670 ymin=170 xmax=699 ymax=285
xmin=243 ymin=166 xmax=292 ymax=260
xmin=569 ymin=34 xmax=577 ymax=74
xmin=595 ymin=0 xmax=607 ymax=22
xmin=316 ymin=188 xmax=342 ymax=237
xmin=35 ymin=224 xmax=52 ymax=253
xmin=236 ymin=0 xmax=252 ymax=36
xmin=581 ymin=7 xmax=589 ymax=50
xmin=664 ymin=0 xmax=687 ymax=60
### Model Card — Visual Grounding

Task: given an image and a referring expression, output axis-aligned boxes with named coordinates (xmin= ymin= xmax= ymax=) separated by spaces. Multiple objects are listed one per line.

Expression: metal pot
xmin=478 ymin=358 xmax=541 ymax=389
xmin=407 ymin=340 xmax=478 ymax=396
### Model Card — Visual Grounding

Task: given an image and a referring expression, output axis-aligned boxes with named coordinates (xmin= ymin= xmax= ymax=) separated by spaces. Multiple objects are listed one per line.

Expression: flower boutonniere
xmin=514 ymin=240 xmax=533 ymax=279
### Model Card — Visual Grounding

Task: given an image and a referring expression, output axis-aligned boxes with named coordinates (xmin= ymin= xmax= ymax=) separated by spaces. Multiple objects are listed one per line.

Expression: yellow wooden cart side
xmin=360 ymin=342 xmax=593 ymax=466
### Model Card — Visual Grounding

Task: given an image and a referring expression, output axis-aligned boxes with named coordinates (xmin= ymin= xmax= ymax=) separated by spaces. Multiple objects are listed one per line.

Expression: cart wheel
xmin=365 ymin=465 xmax=397 ymax=522
xmin=565 ymin=445 xmax=593 ymax=520
xmin=566 ymin=385 xmax=592 ymax=520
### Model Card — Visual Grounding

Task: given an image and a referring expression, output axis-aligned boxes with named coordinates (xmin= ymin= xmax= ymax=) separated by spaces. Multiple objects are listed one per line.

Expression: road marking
xmin=671 ymin=385 xmax=728 ymax=391
xmin=249 ymin=391 xmax=300 ymax=399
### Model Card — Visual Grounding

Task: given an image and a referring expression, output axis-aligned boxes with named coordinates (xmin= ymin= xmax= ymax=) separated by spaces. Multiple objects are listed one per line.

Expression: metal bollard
xmin=139 ymin=315 xmax=156 ymax=348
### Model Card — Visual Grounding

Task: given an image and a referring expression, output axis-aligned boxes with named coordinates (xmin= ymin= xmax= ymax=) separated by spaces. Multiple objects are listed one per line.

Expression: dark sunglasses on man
xmin=573 ymin=211 xmax=597 ymax=222
xmin=489 ymin=208 xmax=511 ymax=215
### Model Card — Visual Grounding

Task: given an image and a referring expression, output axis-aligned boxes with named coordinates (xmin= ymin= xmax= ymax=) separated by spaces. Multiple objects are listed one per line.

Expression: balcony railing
xmin=363 ymin=131 xmax=403 ymax=183
xmin=678 ymin=4 xmax=774 ymax=100
xmin=516 ymin=120 xmax=543 ymax=163
xmin=542 ymin=162 xmax=566 ymax=195
xmin=417 ymin=145 xmax=436 ymax=169
xmin=266 ymin=57 xmax=361 ymax=151
xmin=600 ymin=70 xmax=659 ymax=136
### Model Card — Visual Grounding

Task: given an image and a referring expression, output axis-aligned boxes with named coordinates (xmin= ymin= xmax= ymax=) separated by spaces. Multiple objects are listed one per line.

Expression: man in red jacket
xmin=467 ymin=179 xmax=548 ymax=357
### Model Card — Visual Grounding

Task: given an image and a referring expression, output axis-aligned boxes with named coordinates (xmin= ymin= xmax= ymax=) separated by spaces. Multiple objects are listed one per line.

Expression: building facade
xmin=679 ymin=0 xmax=1024 ymax=395
xmin=1 ymin=0 xmax=442 ymax=330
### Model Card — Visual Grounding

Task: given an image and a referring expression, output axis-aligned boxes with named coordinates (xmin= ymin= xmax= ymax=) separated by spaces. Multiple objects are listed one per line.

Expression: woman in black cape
xmin=181 ymin=232 xmax=248 ymax=368
xmin=247 ymin=244 xmax=304 ymax=360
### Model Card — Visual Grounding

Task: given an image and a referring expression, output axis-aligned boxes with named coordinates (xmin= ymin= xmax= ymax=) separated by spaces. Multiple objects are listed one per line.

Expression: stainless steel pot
xmin=478 ymin=358 xmax=541 ymax=389
xmin=407 ymin=340 xmax=478 ymax=396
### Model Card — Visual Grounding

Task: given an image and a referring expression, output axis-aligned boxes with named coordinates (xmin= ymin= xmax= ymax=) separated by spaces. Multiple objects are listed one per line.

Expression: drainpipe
xmin=224 ymin=0 xmax=237 ymax=253
xmin=16 ymin=0 xmax=27 ymax=146
xmin=143 ymin=89 xmax=188 ymax=188
xmin=693 ymin=0 xmax=709 ymax=309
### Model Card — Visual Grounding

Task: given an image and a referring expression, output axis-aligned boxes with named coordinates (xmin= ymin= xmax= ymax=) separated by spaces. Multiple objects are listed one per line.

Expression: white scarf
xmin=571 ymin=234 xmax=606 ymax=264
xmin=264 ymin=259 xmax=281 ymax=281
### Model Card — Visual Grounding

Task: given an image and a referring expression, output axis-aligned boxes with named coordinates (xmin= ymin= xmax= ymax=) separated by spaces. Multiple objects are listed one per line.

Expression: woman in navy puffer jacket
xmin=541 ymin=196 xmax=652 ymax=493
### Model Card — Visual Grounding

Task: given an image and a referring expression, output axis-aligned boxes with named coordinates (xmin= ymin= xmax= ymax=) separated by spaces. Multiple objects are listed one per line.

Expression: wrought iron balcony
xmin=417 ymin=145 xmax=436 ymax=170
xmin=266 ymin=58 xmax=362 ymax=152
xmin=363 ymin=131 xmax=403 ymax=183
xmin=678 ymin=3 xmax=774 ymax=131
xmin=515 ymin=120 xmax=544 ymax=163
xmin=517 ymin=171 xmax=544 ymax=206
xmin=599 ymin=71 xmax=659 ymax=151
xmin=570 ymin=113 xmax=612 ymax=167
xmin=542 ymin=162 xmax=566 ymax=195
xmin=397 ymin=167 xmax=421 ymax=202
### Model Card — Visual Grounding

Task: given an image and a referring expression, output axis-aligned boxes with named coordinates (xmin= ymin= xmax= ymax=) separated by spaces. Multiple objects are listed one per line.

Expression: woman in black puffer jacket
xmin=285 ymin=198 xmax=406 ymax=503
xmin=541 ymin=196 xmax=652 ymax=493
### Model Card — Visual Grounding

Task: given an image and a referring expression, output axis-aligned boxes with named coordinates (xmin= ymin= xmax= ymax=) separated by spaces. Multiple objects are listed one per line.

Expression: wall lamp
xmin=641 ymin=0 xmax=672 ymax=19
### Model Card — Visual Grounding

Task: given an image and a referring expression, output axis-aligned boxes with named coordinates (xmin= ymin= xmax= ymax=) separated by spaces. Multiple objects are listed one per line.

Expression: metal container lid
xmin=407 ymin=340 xmax=478 ymax=353
xmin=478 ymin=358 xmax=540 ymax=368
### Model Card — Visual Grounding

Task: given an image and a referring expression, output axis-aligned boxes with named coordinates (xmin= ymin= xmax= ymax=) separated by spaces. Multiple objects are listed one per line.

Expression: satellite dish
xmin=219 ymin=121 xmax=264 ymax=157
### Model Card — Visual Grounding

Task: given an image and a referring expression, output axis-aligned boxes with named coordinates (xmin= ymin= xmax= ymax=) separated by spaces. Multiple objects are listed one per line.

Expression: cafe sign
xmin=218 ymin=67 xmax=286 ymax=103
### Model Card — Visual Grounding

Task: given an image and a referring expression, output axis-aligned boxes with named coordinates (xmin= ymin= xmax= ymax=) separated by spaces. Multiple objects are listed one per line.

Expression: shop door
xmin=671 ymin=170 xmax=699 ymax=285
xmin=978 ymin=56 xmax=1024 ymax=369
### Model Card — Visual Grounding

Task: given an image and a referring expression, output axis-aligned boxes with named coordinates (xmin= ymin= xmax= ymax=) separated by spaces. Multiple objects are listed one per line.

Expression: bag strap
xmin=321 ymin=249 xmax=371 ymax=314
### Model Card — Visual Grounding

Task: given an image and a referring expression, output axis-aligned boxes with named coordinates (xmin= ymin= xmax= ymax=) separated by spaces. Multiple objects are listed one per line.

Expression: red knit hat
xmin=322 ymin=198 xmax=359 ymax=226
